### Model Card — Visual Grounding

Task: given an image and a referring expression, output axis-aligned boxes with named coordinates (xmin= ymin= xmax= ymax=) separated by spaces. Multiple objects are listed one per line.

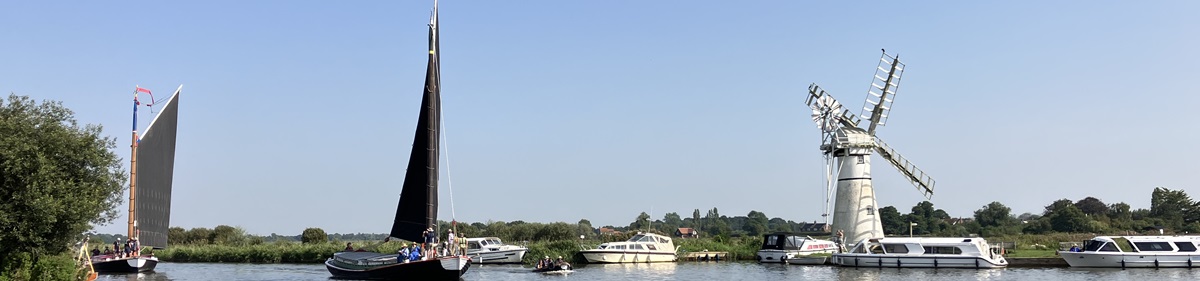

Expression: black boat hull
xmin=92 ymin=256 xmax=159 ymax=273
xmin=326 ymin=256 xmax=470 ymax=280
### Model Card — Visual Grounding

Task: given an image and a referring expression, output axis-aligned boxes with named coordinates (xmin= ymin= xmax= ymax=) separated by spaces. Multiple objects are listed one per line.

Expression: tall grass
xmin=157 ymin=240 xmax=419 ymax=263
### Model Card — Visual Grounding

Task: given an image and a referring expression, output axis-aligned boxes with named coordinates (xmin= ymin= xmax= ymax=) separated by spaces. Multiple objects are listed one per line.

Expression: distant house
xmin=797 ymin=222 xmax=830 ymax=234
xmin=598 ymin=227 xmax=621 ymax=235
xmin=675 ymin=228 xmax=699 ymax=238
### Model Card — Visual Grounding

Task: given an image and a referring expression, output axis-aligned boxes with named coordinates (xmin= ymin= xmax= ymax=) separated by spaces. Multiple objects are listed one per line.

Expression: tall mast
xmin=128 ymin=86 xmax=142 ymax=239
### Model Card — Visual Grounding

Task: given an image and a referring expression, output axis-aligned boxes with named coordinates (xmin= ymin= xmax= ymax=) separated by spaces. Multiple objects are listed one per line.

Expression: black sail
xmin=390 ymin=10 xmax=441 ymax=242
xmin=135 ymin=88 xmax=180 ymax=249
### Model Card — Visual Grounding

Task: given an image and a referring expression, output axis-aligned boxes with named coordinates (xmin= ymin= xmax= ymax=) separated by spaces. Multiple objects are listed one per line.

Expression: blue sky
xmin=3 ymin=1 xmax=1198 ymax=236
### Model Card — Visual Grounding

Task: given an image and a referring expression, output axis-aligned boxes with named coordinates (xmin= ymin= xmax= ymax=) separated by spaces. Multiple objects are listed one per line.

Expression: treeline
xmin=878 ymin=187 xmax=1200 ymax=237
xmin=119 ymin=186 xmax=1200 ymax=249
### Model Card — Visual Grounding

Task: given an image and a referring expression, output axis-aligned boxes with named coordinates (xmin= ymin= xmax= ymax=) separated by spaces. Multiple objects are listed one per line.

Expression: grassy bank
xmin=158 ymin=241 xmax=414 ymax=263
xmin=156 ymin=233 xmax=1094 ymax=264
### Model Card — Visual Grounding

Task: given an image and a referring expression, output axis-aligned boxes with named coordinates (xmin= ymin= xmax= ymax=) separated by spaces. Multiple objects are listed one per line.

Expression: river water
xmin=95 ymin=262 xmax=1200 ymax=281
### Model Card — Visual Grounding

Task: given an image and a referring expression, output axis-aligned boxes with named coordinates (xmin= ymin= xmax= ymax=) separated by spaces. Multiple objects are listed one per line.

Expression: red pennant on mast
xmin=135 ymin=87 xmax=156 ymax=106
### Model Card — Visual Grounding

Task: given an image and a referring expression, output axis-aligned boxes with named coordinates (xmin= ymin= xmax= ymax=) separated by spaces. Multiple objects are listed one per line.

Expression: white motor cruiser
xmin=465 ymin=237 xmax=527 ymax=264
xmin=581 ymin=233 xmax=679 ymax=263
xmin=1060 ymin=236 xmax=1200 ymax=268
xmin=756 ymin=233 xmax=837 ymax=264
xmin=833 ymin=237 xmax=1007 ymax=268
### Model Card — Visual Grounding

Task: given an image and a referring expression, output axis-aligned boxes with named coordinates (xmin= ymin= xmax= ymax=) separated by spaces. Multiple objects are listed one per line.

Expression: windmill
xmin=805 ymin=50 xmax=936 ymax=245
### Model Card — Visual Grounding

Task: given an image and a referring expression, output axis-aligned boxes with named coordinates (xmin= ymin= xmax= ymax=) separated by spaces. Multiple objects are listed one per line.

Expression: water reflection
xmin=593 ymin=263 xmax=676 ymax=280
xmin=95 ymin=272 xmax=171 ymax=281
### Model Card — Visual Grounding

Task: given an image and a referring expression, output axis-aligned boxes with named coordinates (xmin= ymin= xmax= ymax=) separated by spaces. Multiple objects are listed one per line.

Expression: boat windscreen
xmin=1083 ymin=240 xmax=1105 ymax=251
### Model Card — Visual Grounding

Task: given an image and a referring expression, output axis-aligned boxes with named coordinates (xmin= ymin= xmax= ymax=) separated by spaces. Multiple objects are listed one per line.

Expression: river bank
xmin=155 ymin=235 xmax=1069 ymax=265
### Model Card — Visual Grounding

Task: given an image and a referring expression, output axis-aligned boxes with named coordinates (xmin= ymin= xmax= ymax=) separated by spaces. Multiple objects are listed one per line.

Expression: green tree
xmin=0 ymin=94 xmax=127 ymax=260
xmin=168 ymin=227 xmax=186 ymax=244
xmin=630 ymin=212 xmax=651 ymax=231
xmin=703 ymin=208 xmax=730 ymax=237
xmin=210 ymin=225 xmax=246 ymax=245
xmin=974 ymin=201 xmax=1018 ymax=236
xmin=767 ymin=218 xmax=793 ymax=233
xmin=662 ymin=212 xmax=683 ymax=233
xmin=878 ymin=206 xmax=904 ymax=235
xmin=576 ymin=219 xmax=593 ymax=238
xmin=1074 ymin=197 xmax=1109 ymax=217
xmin=301 ymin=227 xmax=327 ymax=244
xmin=184 ymin=227 xmax=212 ymax=244
xmin=1043 ymin=199 xmax=1093 ymax=233
xmin=533 ymin=222 xmax=575 ymax=241
xmin=1107 ymin=202 xmax=1133 ymax=230
xmin=691 ymin=209 xmax=702 ymax=230
xmin=744 ymin=211 xmax=769 ymax=236
xmin=905 ymin=201 xmax=950 ymax=235
xmin=1150 ymin=187 xmax=1196 ymax=231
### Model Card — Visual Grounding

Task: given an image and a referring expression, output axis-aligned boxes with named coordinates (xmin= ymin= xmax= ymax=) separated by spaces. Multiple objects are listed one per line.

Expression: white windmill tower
xmin=806 ymin=50 xmax=936 ymax=246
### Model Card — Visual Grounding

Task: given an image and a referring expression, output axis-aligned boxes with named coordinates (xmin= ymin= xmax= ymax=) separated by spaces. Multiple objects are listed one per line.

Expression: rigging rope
xmin=440 ymin=111 xmax=457 ymax=234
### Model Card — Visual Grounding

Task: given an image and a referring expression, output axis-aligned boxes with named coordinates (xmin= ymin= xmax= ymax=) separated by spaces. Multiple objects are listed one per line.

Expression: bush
xmin=0 ymin=252 xmax=81 ymax=281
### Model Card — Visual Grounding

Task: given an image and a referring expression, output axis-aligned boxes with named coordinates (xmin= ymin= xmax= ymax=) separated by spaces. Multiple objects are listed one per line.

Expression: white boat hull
xmin=581 ymin=251 xmax=677 ymax=263
xmin=757 ymin=249 xmax=836 ymax=263
xmin=467 ymin=249 xmax=526 ymax=264
xmin=833 ymin=254 xmax=1007 ymax=268
xmin=1060 ymin=251 xmax=1200 ymax=268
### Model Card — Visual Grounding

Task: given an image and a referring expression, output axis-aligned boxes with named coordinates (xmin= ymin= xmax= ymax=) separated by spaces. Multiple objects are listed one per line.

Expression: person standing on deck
xmin=446 ymin=230 xmax=457 ymax=256
xmin=423 ymin=227 xmax=436 ymax=258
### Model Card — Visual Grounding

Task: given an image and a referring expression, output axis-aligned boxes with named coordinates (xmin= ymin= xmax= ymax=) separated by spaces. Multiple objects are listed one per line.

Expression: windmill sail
xmin=135 ymin=87 xmax=181 ymax=249
xmin=873 ymin=137 xmax=935 ymax=199
xmin=390 ymin=6 xmax=441 ymax=242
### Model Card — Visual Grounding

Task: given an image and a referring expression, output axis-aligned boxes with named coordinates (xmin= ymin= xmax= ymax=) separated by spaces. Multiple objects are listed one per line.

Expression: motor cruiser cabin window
xmin=658 ymin=237 xmax=668 ymax=244
xmin=631 ymin=235 xmax=645 ymax=241
xmin=882 ymin=244 xmax=908 ymax=254
xmin=1133 ymin=242 xmax=1174 ymax=251
xmin=922 ymin=246 xmax=962 ymax=255
xmin=631 ymin=244 xmax=644 ymax=250
xmin=869 ymin=245 xmax=885 ymax=254
xmin=598 ymin=245 xmax=607 ymax=249
xmin=647 ymin=244 xmax=657 ymax=251
xmin=614 ymin=245 xmax=626 ymax=250
xmin=1175 ymin=242 xmax=1198 ymax=252
xmin=766 ymin=236 xmax=780 ymax=246
xmin=1083 ymin=240 xmax=1106 ymax=251
xmin=468 ymin=242 xmax=481 ymax=250
xmin=1099 ymin=243 xmax=1119 ymax=252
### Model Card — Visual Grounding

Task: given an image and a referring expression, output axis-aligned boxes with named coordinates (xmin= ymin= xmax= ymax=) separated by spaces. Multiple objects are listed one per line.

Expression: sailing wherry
xmin=324 ymin=1 xmax=469 ymax=279
xmin=92 ymin=85 xmax=182 ymax=273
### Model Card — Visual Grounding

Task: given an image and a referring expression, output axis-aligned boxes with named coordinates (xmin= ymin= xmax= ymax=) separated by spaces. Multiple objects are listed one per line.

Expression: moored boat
xmin=832 ymin=237 xmax=1007 ymax=268
xmin=581 ymin=232 xmax=679 ymax=263
xmin=756 ymin=233 xmax=837 ymax=264
xmin=466 ymin=237 xmax=527 ymax=264
xmin=1059 ymin=236 xmax=1200 ymax=268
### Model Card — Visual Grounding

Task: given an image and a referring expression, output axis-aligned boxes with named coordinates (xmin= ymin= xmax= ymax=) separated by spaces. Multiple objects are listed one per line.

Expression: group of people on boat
xmin=535 ymin=255 xmax=572 ymax=271
xmin=90 ymin=237 xmax=140 ymax=259
xmin=347 ymin=227 xmax=467 ymax=263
